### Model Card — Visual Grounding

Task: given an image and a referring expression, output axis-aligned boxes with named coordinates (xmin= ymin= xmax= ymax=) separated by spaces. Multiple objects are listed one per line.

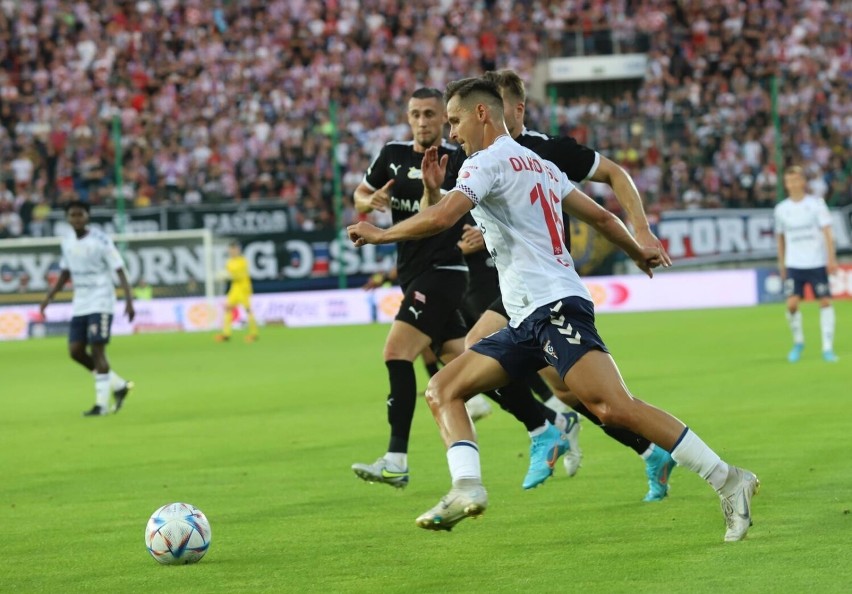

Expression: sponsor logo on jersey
xmin=390 ymin=197 xmax=421 ymax=212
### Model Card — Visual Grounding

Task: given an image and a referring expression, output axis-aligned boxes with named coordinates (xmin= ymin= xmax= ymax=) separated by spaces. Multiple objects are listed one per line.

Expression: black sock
xmin=485 ymin=380 xmax=552 ymax=432
xmin=571 ymin=402 xmax=651 ymax=455
xmin=424 ymin=361 xmax=440 ymax=377
xmin=525 ymin=372 xmax=554 ymax=402
xmin=386 ymin=360 xmax=417 ymax=453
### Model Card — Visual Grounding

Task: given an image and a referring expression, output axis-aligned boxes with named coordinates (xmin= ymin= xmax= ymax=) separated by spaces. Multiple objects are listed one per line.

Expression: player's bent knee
xmin=423 ymin=375 xmax=462 ymax=410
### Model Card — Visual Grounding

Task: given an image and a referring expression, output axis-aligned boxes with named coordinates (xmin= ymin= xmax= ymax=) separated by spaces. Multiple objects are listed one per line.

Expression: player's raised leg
xmin=540 ymin=364 xmax=675 ymax=500
xmin=564 ymin=349 xmax=758 ymax=541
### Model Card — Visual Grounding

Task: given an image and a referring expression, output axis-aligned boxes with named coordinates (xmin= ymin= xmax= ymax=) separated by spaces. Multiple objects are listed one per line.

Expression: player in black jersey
xmin=425 ymin=69 xmax=678 ymax=502
xmin=352 ymin=88 xmax=577 ymax=491
xmin=349 ymin=88 xmax=473 ymax=489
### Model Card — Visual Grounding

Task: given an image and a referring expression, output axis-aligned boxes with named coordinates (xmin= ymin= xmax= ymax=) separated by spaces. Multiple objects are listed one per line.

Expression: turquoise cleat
xmin=522 ymin=423 xmax=568 ymax=490
xmin=823 ymin=350 xmax=838 ymax=363
xmin=787 ymin=343 xmax=804 ymax=363
xmin=643 ymin=445 xmax=677 ymax=502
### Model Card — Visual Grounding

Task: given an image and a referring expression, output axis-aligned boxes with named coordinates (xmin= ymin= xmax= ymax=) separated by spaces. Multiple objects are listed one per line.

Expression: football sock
xmin=424 ymin=361 xmax=440 ymax=377
xmin=222 ymin=307 xmax=233 ymax=337
xmin=670 ymin=427 xmax=729 ymax=491
xmin=572 ymin=402 xmax=651 ymax=455
xmin=448 ymin=440 xmax=481 ymax=484
xmin=383 ymin=452 xmax=407 ymax=470
xmin=553 ymin=412 xmax=568 ymax=432
xmin=94 ymin=373 xmax=111 ymax=410
xmin=525 ymin=372 xmax=553 ymax=402
xmin=247 ymin=310 xmax=258 ymax=336
xmin=820 ymin=305 xmax=835 ymax=352
xmin=786 ymin=309 xmax=804 ymax=344
xmin=544 ymin=395 xmax=569 ymax=412
xmin=109 ymin=370 xmax=126 ymax=391
xmin=484 ymin=380 xmax=547 ymax=432
xmin=528 ymin=422 xmax=550 ymax=437
xmin=386 ymin=360 xmax=417 ymax=454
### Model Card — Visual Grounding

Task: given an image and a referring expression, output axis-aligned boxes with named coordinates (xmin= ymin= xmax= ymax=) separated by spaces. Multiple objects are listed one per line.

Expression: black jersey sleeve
xmin=524 ymin=134 xmax=599 ymax=183
xmin=363 ymin=145 xmax=392 ymax=191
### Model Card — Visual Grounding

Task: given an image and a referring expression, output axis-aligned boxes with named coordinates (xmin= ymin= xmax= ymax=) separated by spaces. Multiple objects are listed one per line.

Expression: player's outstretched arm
xmin=349 ymin=190 xmax=472 ymax=247
xmin=39 ymin=269 xmax=71 ymax=318
xmin=117 ymin=268 xmax=135 ymax=322
xmin=562 ymin=187 xmax=661 ymax=277
xmin=591 ymin=157 xmax=672 ymax=266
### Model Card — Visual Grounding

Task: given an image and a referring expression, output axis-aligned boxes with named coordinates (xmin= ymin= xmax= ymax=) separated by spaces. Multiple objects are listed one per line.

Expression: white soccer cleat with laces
xmin=416 ymin=482 xmax=488 ymax=531
xmin=719 ymin=467 xmax=759 ymax=542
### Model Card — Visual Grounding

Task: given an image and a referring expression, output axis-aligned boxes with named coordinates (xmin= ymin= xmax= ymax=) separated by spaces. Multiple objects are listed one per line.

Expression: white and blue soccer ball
xmin=145 ymin=502 xmax=212 ymax=565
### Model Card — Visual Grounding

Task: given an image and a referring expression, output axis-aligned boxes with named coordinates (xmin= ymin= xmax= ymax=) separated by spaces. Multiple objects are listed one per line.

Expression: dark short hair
xmin=482 ymin=69 xmax=526 ymax=103
xmin=444 ymin=77 xmax=504 ymax=111
xmin=228 ymin=240 xmax=241 ymax=249
xmin=410 ymin=87 xmax=444 ymax=101
xmin=64 ymin=200 xmax=90 ymax=214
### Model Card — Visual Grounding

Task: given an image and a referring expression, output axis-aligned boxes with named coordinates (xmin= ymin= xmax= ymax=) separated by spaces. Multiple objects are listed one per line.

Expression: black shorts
xmin=397 ymin=268 xmax=468 ymax=350
xmin=471 ymin=296 xmax=608 ymax=381
xmin=785 ymin=267 xmax=831 ymax=299
xmin=460 ymin=273 xmax=501 ymax=328
xmin=69 ymin=313 xmax=113 ymax=345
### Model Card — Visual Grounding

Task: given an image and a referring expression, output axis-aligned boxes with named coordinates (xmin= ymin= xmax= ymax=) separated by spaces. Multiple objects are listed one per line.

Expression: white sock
xmin=786 ymin=310 xmax=804 ymax=344
xmin=109 ymin=370 xmax=127 ymax=391
xmin=95 ymin=373 xmax=111 ymax=410
xmin=447 ymin=440 xmax=481 ymax=485
xmin=528 ymin=422 xmax=550 ymax=438
xmin=820 ymin=305 xmax=835 ymax=352
xmin=640 ymin=444 xmax=656 ymax=460
xmin=670 ymin=428 xmax=729 ymax=491
xmin=383 ymin=452 xmax=407 ymax=470
xmin=553 ymin=413 xmax=568 ymax=432
xmin=544 ymin=395 xmax=569 ymax=413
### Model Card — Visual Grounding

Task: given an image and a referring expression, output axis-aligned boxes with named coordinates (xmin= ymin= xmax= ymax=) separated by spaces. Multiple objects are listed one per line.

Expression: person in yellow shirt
xmin=215 ymin=241 xmax=259 ymax=343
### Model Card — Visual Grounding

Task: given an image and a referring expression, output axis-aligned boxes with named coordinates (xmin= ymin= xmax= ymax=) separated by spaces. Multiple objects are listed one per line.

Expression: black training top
xmin=364 ymin=140 xmax=467 ymax=287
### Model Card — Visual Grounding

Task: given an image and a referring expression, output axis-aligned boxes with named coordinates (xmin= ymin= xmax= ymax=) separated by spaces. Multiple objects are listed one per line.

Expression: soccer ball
xmin=144 ymin=502 xmax=212 ymax=565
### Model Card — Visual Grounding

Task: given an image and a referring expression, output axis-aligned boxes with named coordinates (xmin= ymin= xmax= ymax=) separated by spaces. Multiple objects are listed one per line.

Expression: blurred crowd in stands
xmin=0 ymin=0 xmax=849 ymax=238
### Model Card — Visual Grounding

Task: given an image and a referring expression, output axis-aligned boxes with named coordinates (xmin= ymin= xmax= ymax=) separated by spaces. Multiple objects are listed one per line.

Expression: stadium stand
xmin=0 ymin=0 xmax=849 ymax=238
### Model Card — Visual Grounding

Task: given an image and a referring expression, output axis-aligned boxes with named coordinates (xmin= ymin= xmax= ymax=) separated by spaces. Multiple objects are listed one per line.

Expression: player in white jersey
xmin=774 ymin=166 xmax=838 ymax=363
xmin=40 ymin=201 xmax=136 ymax=416
xmin=347 ymin=77 xmax=759 ymax=542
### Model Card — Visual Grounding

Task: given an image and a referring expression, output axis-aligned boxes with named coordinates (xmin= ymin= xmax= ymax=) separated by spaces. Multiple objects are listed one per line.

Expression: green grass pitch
xmin=1 ymin=302 xmax=850 ymax=592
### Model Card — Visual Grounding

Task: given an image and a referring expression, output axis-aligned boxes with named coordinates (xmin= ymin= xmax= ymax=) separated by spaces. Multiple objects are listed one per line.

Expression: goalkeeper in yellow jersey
xmin=215 ymin=241 xmax=259 ymax=343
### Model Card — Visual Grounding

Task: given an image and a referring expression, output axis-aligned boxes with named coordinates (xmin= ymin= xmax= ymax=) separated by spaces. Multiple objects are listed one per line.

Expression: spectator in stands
xmin=0 ymin=0 xmax=846 ymax=234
